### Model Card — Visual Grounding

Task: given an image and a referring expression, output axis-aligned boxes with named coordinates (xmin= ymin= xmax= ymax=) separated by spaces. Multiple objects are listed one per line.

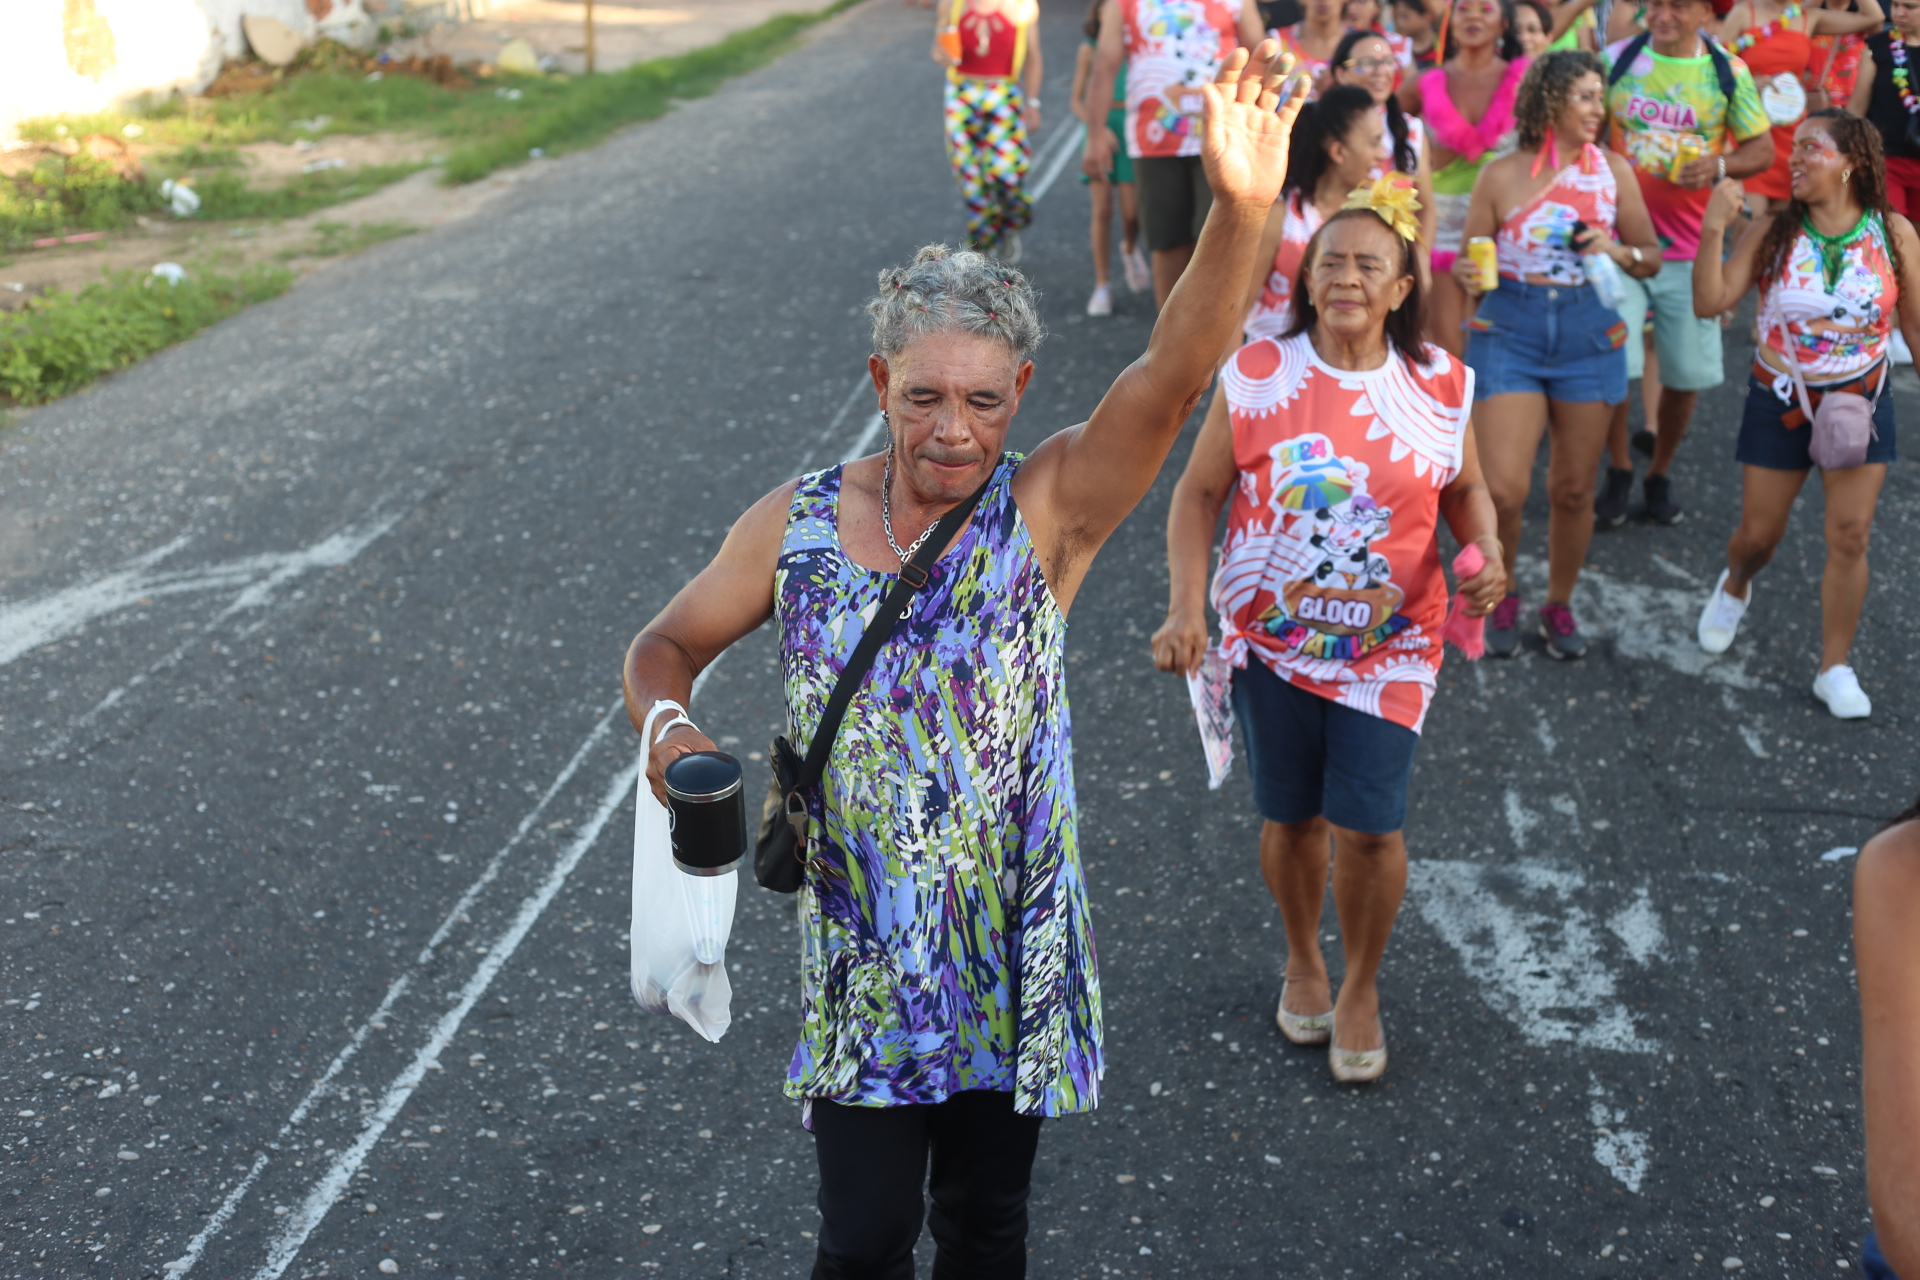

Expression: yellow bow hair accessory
xmin=1342 ymin=172 xmax=1423 ymax=244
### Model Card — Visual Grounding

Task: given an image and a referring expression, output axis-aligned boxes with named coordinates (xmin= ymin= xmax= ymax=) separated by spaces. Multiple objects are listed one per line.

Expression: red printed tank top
xmin=1495 ymin=142 xmax=1619 ymax=285
xmin=1211 ymin=333 xmax=1473 ymax=733
xmin=1243 ymin=192 xmax=1324 ymax=341
xmin=955 ymin=4 xmax=1028 ymax=78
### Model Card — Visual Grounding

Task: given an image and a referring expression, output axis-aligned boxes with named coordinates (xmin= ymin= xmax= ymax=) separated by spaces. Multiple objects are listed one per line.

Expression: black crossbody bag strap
xmin=792 ymin=472 xmax=994 ymax=791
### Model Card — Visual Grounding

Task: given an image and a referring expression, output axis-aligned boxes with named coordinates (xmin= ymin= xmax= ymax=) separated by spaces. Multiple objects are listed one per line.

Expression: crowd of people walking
xmin=616 ymin=0 xmax=1920 ymax=1269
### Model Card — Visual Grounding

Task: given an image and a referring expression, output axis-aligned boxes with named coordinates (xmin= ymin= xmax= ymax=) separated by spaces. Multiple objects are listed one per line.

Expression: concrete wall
xmin=0 ymin=0 xmax=384 ymax=140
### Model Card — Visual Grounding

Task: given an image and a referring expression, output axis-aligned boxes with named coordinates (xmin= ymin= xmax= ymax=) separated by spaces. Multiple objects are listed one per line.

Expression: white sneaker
xmin=1813 ymin=664 xmax=1872 ymax=718
xmin=1696 ymin=569 xmax=1750 ymax=654
xmin=1123 ymin=245 xmax=1151 ymax=293
xmin=1086 ymin=284 xmax=1112 ymax=316
xmin=1893 ymin=329 xmax=1913 ymax=366
xmin=998 ymin=231 xmax=1022 ymax=265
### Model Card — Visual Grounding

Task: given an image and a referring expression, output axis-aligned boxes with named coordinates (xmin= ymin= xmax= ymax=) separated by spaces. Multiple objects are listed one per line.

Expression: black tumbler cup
xmin=663 ymin=751 xmax=746 ymax=876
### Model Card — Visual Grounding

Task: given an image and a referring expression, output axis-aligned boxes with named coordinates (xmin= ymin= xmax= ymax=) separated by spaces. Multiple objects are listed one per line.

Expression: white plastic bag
xmin=629 ymin=701 xmax=736 ymax=1042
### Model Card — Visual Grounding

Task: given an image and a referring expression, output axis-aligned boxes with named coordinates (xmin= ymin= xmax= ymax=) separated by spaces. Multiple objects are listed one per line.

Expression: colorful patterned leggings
xmin=943 ymin=78 xmax=1032 ymax=253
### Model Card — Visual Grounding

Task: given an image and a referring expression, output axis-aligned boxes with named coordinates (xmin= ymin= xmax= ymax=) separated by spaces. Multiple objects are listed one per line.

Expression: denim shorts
xmin=1466 ymin=278 xmax=1630 ymax=405
xmin=1735 ymin=371 xmax=1898 ymax=470
xmin=1230 ymin=659 xmax=1421 ymax=835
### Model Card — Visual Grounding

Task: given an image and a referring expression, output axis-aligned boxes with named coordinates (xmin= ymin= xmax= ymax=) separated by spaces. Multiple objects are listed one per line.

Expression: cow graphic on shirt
xmin=1249 ymin=436 xmax=1412 ymax=657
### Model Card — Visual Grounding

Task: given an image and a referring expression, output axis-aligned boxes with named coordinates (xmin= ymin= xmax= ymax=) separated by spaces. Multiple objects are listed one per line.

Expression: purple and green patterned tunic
xmin=776 ymin=454 xmax=1102 ymax=1118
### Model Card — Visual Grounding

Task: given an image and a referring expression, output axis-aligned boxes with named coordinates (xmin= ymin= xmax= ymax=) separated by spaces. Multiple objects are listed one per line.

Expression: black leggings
xmin=810 ymin=1090 xmax=1043 ymax=1280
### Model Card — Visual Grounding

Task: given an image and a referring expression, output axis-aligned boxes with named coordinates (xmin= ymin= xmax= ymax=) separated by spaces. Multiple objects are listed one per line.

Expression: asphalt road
xmin=3 ymin=3 xmax=1918 ymax=1277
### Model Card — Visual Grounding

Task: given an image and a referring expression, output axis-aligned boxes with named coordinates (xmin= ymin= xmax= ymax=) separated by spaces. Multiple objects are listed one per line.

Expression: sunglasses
xmin=1344 ymin=55 xmax=1399 ymax=73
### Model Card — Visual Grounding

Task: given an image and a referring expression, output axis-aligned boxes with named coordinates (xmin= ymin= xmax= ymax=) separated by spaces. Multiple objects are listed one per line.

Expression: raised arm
xmin=1547 ymin=0 xmax=1600 ymax=44
xmin=1150 ymin=390 xmax=1239 ymax=674
xmin=1857 ymin=817 xmax=1920 ymax=1280
xmin=622 ymin=481 xmax=791 ymax=800
xmin=1811 ymin=0 xmax=1883 ymax=36
xmin=1025 ymin=43 xmax=1308 ymax=611
xmin=1693 ymin=179 xmax=1767 ymax=316
xmin=1848 ymin=49 xmax=1877 ymax=116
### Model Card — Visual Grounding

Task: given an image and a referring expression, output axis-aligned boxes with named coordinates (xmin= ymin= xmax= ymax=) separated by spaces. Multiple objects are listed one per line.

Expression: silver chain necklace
xmin=881 ymin=444 xmax=938 ymax=566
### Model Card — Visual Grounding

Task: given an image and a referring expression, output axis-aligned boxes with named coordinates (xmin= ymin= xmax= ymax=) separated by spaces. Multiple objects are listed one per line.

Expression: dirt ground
xmin=391 ymin=0 xmax=840 ymax=75
xmin=0 ymin=157 xmax=553 ymax=310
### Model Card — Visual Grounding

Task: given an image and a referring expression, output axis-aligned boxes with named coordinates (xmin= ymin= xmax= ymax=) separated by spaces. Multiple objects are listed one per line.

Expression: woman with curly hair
xmin=1454 ymin=50 xmax=1660 ymax=657
xmin=1691 ymin=110 xmax=1920 ymax=718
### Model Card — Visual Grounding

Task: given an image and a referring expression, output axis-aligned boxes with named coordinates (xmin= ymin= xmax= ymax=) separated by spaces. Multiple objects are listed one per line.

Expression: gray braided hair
xmin=867 ymin=244 xmax=1045 ymax=363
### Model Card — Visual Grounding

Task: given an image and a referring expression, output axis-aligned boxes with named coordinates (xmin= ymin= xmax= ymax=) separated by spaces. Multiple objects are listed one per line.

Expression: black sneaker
xmin=1594 ymin=466 xmax=1633 ymax=528
xmin=1538 ymin=602 xmax=1588 ymax=659
xmin=1631 ymin=429 xmax=1657 ymax=458
xmin=1642 ymin=473 xmax=1684 ymax=525
xmin=1485 ymin=593 xmax=1523 ymax=657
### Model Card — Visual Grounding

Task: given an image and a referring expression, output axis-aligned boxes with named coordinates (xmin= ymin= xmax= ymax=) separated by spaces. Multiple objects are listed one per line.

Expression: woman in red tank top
xmin=935 ymin=0 xmax=1046 ymax=259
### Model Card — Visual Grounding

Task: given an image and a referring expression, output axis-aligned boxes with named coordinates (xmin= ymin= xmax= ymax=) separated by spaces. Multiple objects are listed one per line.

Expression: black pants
xmin=810 ymin=1090 xmax=1043 ymax=1280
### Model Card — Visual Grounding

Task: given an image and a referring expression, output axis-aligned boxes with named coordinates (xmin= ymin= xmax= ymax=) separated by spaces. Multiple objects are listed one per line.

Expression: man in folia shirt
xmin=1598 ymin=0 xmax=1772 ymax=525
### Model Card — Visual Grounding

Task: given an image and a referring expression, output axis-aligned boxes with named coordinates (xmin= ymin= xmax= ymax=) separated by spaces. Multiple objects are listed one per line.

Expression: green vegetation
xmin=0 ymin=265 xmax=293 ymax=405
xmin=6 ymin=0 xmax=863 ymax=239
xmin=283 ymin=219 xmax=417 ymax=259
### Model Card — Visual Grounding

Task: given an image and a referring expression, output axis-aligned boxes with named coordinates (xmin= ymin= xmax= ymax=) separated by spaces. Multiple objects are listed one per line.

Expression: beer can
xmin=1670 ymin=137 xmax=1702 ymax=184
xmin=1466 ymin=237 xmax=1498 ymax=293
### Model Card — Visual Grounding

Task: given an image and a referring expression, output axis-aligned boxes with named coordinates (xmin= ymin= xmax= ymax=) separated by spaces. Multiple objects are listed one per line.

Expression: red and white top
xmin=1123 ymin=0 xmax=1246 ymax=158
xmin=1370 ymin=114 xmax=1424 ymax=180
xmin=1495 ymin=142 xmax=1618 ymax=286
xmin=1243 ymin=191 xmax=1324 ymax=341
xmin=1760 ymin=211 xmax=1899 ymax=385
xmin=1211 ymin=332 xmax=1473 ymax=733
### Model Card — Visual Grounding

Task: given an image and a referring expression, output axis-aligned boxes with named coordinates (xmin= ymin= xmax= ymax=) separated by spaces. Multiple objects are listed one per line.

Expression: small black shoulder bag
xmin=752 ymin=475 xmax=992 ymax=893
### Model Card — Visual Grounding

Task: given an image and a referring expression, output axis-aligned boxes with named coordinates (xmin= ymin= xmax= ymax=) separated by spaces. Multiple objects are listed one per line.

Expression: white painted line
xmin=1406 ymin=859 xmax=1660 ymax=1054
xmin=248 ymin=755 xmax=645 ymax=1280
xmin=0 ymin=511 xmax=399 ymax=671
xmin=841 ymin=411 xmax=887 ymax=462
xmin=161 ymin=695 xmax=629 ymax=1278
xmin=1027 ymin=121 xmax=1088 ymax=206
xmin=188 ymin=663 xmax=723 ymax=1280
xmin=1821 ymin=846 xmax=1859 ymax=862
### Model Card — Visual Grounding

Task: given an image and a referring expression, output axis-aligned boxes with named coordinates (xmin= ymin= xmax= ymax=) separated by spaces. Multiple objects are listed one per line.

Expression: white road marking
xmin=161 ymin=695 xmax=628 ymax=1278
xmin=841 ymin=412 xmax=887 ymax=462
xmin=1605 ymin=887 xmax=1667 ymax=966
xmin=0 ymin=511 xmax=400 ymax=671
xmin=1027 ymin=121 xmax=1088 ymax=206
xmin=1533 ymin=712 xmax=1557 ymax=754
xmin=1406 ymin=860 xmax=1661 ymax=1054
xmin=1650 ymin=553 xmax=1701 ymax=586
xmin=249 ymin=756 xmax=645 ymax=1280
xmin=1503 ymin=789 xmax=1540 ymax=848
xmin=1588 ymin=1075 xmax=1652 ymax=1193
xmin=1514 ymin=557 xmax=1763 ymax=688
xmin=1821 ymin=846 xmax=1859 ymax=862
xmin=1719 ymin=688 xmax=1771 ymax=759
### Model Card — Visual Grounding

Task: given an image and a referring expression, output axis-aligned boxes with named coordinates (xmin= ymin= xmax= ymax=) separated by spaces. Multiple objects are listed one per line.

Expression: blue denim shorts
xmin=1230 ymin=659 xmax=1420 ymax=835
xmin=1735 ymin=370 xmax=1898 ymax=471
xmin=1465 ymin=278 xmax=1630 ymax=405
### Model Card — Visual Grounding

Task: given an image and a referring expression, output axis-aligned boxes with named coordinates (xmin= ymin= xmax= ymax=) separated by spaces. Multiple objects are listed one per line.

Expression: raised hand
xmin=1200 ymin=41 xmax=1307 ymax=210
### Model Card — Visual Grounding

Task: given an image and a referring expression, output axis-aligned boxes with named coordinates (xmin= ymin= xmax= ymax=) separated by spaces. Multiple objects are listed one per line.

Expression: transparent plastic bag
xmin=629 ymin=701 xmax=735 ymax=1042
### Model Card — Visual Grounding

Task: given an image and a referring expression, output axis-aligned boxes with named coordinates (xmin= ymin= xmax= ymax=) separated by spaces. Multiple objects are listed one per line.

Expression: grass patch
xmin=0 ymin=265 xmax=293 ymax=405
xmin=281 ymin=219 xmax=418 ymax=259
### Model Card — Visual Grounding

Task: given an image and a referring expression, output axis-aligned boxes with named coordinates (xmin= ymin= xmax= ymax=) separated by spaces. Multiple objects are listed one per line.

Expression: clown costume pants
xmin=944 ymin=78 xmax=1032 ymax=254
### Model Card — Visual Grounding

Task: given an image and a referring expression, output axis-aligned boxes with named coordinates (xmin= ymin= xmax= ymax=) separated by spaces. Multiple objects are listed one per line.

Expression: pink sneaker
xmin=1486 ymin=593 xmax=1522 ymax=658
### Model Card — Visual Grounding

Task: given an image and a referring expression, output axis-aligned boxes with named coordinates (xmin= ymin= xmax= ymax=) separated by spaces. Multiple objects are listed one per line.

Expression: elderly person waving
xmin=624 ymin=44 xmax=1307 ymax=1279
xmin=1153 ymin=178 xmax=1505 ymax=1084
